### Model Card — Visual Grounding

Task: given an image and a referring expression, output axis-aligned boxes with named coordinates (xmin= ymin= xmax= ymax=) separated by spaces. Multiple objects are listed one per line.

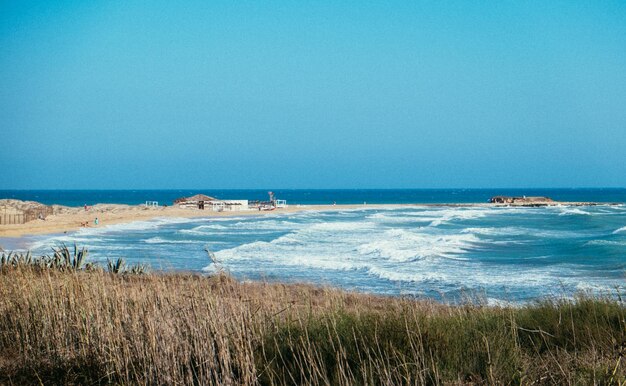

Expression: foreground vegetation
xmin=0 ymin=252 xmax=624 ymax=384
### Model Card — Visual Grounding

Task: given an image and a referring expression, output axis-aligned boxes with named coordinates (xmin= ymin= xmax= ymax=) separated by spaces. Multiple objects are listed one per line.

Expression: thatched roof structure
xmin=174 ymin=194 xmax=218 ymax=204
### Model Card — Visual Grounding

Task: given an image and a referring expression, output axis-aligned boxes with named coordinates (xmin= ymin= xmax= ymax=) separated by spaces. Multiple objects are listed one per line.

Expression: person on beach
xmin=84 ymin=204 xmax=87 ymax=211
xmin=94 ymin=217 xmax=99 ymax=226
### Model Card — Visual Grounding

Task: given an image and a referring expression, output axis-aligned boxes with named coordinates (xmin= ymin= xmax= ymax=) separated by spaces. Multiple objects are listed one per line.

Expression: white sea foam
xmin=215 ymin=241 xmax=273 ymax=261
xmin=179 ymin=219 xmax=305 ymax=235
xmin=306 ymin=221 xmax=376 ymax=232
xmin=425 ymin=208 xmax=514 ymax=227
xmin=461 ymin=227 xmax=526 ymax=236
xmin=202 ymin=263 xmax=221 ymax=274
xmin=585 ymin=240 xmax=626 ymax=246
xmin=143 ymin=237 xmax=204 ymax=244
xmin=557 ymin=207 xmax=591 ymax=216
xmin=27 ymin=234 xmax=117 ymax=251
xmin=575 ymin=282 xmax=619 ymax=293
xmin=215 ymin=240 xmax=365 ymax=272
xmin=179 ymin=224 xmax=229 ymax=233
xmin=460 ymin=226 xmax=585 ymax=241
xmin=201 ymin=216 xmax=248 ymax=222
xmin=282 ymin=255 xmax=365 ymax=271
xmin=230 ymin=220 xmax=299 ymax=230
xmin=366 ymin=266 xmax=448 ymax=283
xmin=364 ymin=261 xmax=570 ymax=294
xmin=15 ymin=202 xmax=620 ymax=303
xmin=88 ymin=245 xmax=142 ymax=251
xmin=205 ymin=219 xmax=303 ymax=232
xmin=367 ymin=208 xmax=520 ymax=228
xmin=367 ymin=212 xmax=439 ymax=224
xmin=356 ymin=229 xmax=476 ymax=262
xmin=71 ymin=217 xmax=198 ymax=235
xmin=520 ymin=255 xmax=550 ymax=260
xmin=454 ymin=267 xmax=563 ymax=287
xmin=613 ymin=226 xmax=626 ymax=234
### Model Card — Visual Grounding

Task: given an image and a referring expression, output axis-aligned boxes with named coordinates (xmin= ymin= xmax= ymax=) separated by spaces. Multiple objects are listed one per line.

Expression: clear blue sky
xmin=1 ymin=1 xmax=625 ymax=189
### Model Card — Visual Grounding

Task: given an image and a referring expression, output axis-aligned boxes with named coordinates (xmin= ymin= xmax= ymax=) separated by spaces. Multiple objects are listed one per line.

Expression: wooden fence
xmin=0 ymin=206 xmax=53 ymax=225
xmin=0 ymin=213 xmax=25 ymax=225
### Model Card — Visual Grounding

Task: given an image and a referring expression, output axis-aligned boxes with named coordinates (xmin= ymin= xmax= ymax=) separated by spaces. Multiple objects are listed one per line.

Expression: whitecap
xmin=367 ymin=266 xmax=448 ymax=283
xmin=306 ymin=221 xmax=376 ymax=232
xmin=424 ymin=208 xmax=516 ymax=227
xmin=179 ymin=224 xmax=229 ymax=234
xmin=461 ymin=227 xmax=527 ymax=236
xmin=143 ymin=237 xmax=204 ymax=245
xmin=613 ymin=226 xmax=626 ymax=234
xmin=367 ymin=212 xmax=439 ymax=224
xmin=585 ymin=240 xmax=626 ymax=246
xmin=557 ymin=207 xmax=591 ymax=216
xmin=356 ymin=229 xmax=476 ymax=262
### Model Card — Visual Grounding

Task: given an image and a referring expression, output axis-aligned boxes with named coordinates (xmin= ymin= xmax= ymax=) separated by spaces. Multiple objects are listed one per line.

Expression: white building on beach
xmin=174 ymin=194 xmax=249 ymax=211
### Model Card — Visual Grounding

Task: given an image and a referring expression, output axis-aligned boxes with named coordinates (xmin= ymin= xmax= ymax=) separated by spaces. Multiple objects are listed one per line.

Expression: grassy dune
xmin=0 ymin=264 xmax=624 ymax=384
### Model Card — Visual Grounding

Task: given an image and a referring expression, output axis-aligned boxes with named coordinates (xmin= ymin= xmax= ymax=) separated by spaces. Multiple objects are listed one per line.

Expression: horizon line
xmin=1 ymin=187 xmax=625 ymax=191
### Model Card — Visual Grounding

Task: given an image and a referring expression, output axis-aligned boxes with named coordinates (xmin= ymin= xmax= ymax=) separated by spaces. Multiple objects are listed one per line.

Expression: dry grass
xmin=0 ymin=266 xmax=624 ymax=385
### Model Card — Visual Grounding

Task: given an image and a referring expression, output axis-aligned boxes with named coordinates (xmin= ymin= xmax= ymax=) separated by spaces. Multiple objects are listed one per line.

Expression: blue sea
xmin=1 ymin=188 xmax=625 ymax=207
xmin=2 ymin=189 xmax=625 ymax=303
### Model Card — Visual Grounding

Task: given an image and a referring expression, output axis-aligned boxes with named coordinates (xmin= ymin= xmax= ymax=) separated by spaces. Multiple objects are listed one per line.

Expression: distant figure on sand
xmin=94 ymin=217 xmax=99 ymax=226
xmin=84 ymin=204 xmax=87 ymax=211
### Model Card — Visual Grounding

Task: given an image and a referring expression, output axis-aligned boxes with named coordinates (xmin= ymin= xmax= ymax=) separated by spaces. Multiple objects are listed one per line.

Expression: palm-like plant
xmin=51 ymin=244 xmax=88 ymax=271
xmin=107 ymin=258 xmax=125 ymax=274
xmin=1 ymin=245 xmax=149 ymax=275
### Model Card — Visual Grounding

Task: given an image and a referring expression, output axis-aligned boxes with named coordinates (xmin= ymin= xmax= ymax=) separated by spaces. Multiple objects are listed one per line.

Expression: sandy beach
xmin=0 ymin=203 xmax=392 ymax=238
xmin=0 ymin=200 xmax=611 ymax=238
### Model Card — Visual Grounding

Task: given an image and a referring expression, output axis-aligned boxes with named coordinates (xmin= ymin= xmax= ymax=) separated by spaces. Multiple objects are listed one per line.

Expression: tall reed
xmin=0 ymin=268 xmax=623 ymax=384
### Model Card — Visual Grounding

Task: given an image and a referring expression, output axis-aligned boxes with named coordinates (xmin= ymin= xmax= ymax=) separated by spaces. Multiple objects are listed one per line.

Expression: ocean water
xmin=1 ymin=188 xmax=625 ymax=206
xmin=14 ymin=202 xmax=626 ymax=304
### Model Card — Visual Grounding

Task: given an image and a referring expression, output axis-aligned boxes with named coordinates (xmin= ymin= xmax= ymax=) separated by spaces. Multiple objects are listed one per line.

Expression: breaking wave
xmin=143 ymin=237 xmax=204 ymax=244
xmin=585 ymin=240 xmax=626 ymax=246
xmin=613 ymin=226 xmax=626 ymax=234
xmin=356 ymin=229 xmax=476 ymax=261
xmin=557 ymin=207 xmax=592 ymax=216
xmin=17 ymin=204 xmax=625 ymax=302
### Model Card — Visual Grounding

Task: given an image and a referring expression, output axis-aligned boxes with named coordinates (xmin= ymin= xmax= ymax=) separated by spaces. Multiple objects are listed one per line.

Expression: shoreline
xmin=0 ymin=201 xmax=620 ymax=238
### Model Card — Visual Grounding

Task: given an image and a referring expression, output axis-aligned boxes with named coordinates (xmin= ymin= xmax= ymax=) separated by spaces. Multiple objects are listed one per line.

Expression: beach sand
xmin=0 ymin=204 xmax=385 ymax=238
xmin=0 ymin=200 xmax=609 ymax=238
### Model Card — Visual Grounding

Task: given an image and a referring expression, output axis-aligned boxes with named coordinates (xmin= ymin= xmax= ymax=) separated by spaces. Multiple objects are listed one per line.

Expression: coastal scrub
xmin=0 ymin=265 xmax=623 ymax=384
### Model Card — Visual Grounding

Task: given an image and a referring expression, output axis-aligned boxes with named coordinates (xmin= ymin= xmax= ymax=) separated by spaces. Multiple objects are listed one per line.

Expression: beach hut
xmin=174 ymin=194 xmax=218 ymax=209
xmin=173 ymin=195 xmax=249 ymax=211
xmin=223 ymin=200 xmax=249 ymax=211
xmin=174 ymin=194 xmax=217 ymax=204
